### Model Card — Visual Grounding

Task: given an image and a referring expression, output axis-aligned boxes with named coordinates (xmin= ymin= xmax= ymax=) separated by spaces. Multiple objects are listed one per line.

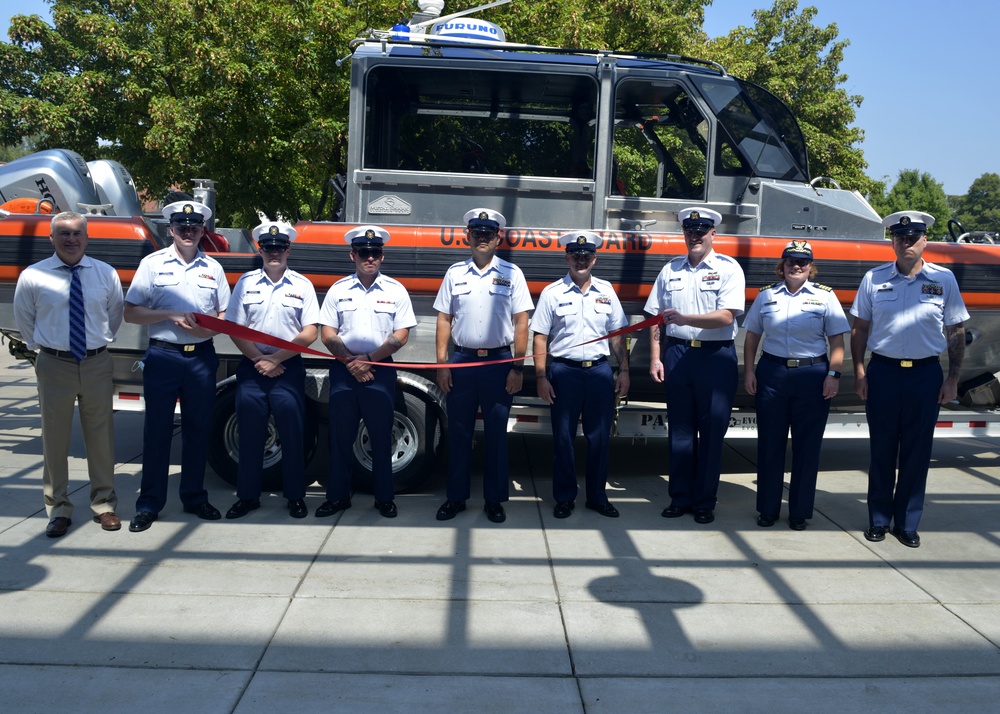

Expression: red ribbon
xmin=193 ymin=312 xmax=663 ymax=370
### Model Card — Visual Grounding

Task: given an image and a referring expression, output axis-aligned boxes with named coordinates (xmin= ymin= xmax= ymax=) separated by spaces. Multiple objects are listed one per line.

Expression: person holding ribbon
xmin=434 ymin=208 xmax=533 ymax=524
xmin=317 ymin=225 xmax=416 ymax=519
xmin=223 ymin=221 xmax=319 ymax=520
xmin=13 ymin=211 xmax=124 ymax=537
xmin=645 ymin=207 xmax=745 ymax=525
xmin=743 ymin=240 xmax=849 ymax=530
xmin=124 ymin=200 xmax=231 ymax=532
xmin=530 ymin=230 xmax=629 ymax=519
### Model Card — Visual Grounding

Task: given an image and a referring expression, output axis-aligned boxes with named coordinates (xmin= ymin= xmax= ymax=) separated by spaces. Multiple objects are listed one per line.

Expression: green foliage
xmin=870 ymin=169 xmax=952 ymax=240
xmin=952 ymin=173 xmax=1000 ymax=234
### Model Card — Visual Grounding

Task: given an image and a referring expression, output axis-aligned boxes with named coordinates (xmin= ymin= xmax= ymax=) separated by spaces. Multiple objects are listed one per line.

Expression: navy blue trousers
xmin=754 ymin=359 xmax=831 ymax=520
xmin=663 ymin=342 xmax=737 ymax=510
xmin=327 ymin=359 xmax=397 ymax=505
xmin=445 ymin=350 xmax=513 ymax=504
xmin=549 ymin=360 xmax=614 ymax=505
xmin=235 ymin=355 xmax=307 ymax=500
xmin=136 ymin=343 xmax=218 ymax=514
xmin=865 ymin=359 xmax=942 ymax=531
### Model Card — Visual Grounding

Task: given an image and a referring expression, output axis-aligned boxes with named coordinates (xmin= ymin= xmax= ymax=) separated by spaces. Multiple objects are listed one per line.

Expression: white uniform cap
xmin=463 ymin=207 xmax=506 ymax=231
xmin=678 ymin=207 xmax=722 ymax=230
xmin=162 ymin=200 xmax=212 ymax=224
xmin=344 ymin=225 xmax=391 ymax=247
xmin=882 ymin=210 xmax=935 ymax=236
xmin=252 ymin=221 xmax=297 ymax=248
xmin=557 ymin=230 xmax=604 ymax=253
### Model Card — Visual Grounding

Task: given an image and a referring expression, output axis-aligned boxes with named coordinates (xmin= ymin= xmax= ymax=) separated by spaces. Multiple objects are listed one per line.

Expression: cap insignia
xmin=576 ymin=235 xmax=586 ymax=245
xmin=183 ymin=204 xmax=193 ymax=214
xmin=690 ymin=211 xmax=700 ymax=220
xmin=365 ymin=229 xmax=376 ymax=239
xmin=900 ymin=216 xmax=911 ymax=226
xmin=478 ymin=211 xmax=489 ymax=220
xmin=269 ymin=225 xmax=279 ymax=235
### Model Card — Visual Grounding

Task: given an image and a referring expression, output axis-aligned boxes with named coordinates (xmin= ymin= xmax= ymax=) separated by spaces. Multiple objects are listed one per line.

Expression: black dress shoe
xmin=661 ymin=504 xmax=690 ymax=518
xmin=435 ymin=500 xmax=466 ymax=521
xmin=757 ymin=514 xmax=776 ymax=527
xmin=288 ymin=499 xmax=308 ymax=519
xmin=484 ymin=501 xmax=506 ymax=523
xmin=585 ymin=500 xmax=620 ymax=518
xmin=129 ymin=511 xmax=157 ymax=532
xmin=315 ymin=499 xmax=351 ymax=518
xmin=375 ymin=501 xmax=397 ymax=518
xmin=864 ymin=525 xmax=887 ymax=542
xmin=789 ymin=517 xmax=807 ymax=531
xmin=892 ymin=527 xmax=921 ymax=548
xmin=184 ymin=502 xmax=222 ymax=520
xmin=693 ymin=508 xmax=715 ymax=524
xmin=225 ymin=499 xmax=261 ymax=520
xmin=553 ymin=501 xmax=575 ymax=518
xmin=46 ymin=516 xmax=71 ymax=538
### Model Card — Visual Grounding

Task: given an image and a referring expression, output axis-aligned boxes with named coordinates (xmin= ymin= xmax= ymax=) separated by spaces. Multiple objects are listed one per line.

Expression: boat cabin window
xmin=611 ymin=80 xmax=709 ymax=200
xmin=363 ymin=65 xmax=598 ymax=179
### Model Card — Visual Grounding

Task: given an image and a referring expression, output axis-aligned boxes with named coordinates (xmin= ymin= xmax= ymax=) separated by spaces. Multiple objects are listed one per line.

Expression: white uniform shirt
xmin=851 ymin=260 xmax=969 ymax=359
xmin=125 ymin=244 xmax=230 ymax=343
xmin=226 ymin=268 xmax=319 ymax=355
xmin=319 ymin=272 xmax=416 ymax=354
xmin=743 ymin=280 xmax=850 ymax=358
xmin=643 ymin=250 xmax=746 ymax=341
xmin=530 ymin=274 xmax=627 ymax=360
xmin=433 ymin=256 xmax=534 ymax=349
xmin=13 ymin=254 xmax=124 ymax=351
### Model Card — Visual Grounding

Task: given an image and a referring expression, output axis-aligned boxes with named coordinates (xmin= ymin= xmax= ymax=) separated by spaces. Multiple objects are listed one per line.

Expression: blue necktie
xmin=68 ymin=265 xmax=86 ymax=361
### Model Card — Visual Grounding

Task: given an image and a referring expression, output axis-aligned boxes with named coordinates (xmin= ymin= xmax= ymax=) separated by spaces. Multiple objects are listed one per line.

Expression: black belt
xmin=870 ymin=353 xmax=939 ymax=368
xmin=666 ymin=337 xmax=734 ymax=348
xmin=454 ymin=345 xmax=510 ymax=357
xmin=552 ymin=356 xmax=608 ymax=369
xmin=40 ymin=346 xmax=106 ymax=359
xmin=150 ymin=338 xmax=214 ymax=354
xmin=761 ymin=352 xmax=827 ymax=368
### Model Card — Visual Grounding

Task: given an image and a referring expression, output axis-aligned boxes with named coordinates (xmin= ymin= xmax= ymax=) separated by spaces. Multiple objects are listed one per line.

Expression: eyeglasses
xmin=784 ymin=258 xmax=811 ymax=268
xmin=469 ymin=229 xmax=498 ymax=241
xmin=172 ymin=225 xmax=203 ymax=236
xmin=356 ymin=247 xmax=383 ymax=259
xmin=568 ymin=252 xmax=595 ymax=261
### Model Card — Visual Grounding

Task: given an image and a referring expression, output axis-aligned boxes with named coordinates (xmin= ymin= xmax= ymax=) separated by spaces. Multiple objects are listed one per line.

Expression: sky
xmin=2 ymin=0 xmax=997 ymax=196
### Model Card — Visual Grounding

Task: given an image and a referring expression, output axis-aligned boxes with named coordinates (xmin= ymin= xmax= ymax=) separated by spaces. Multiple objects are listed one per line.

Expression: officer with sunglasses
xmin=851 ymin=211 xmax=968 ymax=548
xmin=125 ymin=201 xmax=231 ymax=532
xmin=743 ymin=240 xmax=849 ymax=530
xmin=223 ymin=222 xmax=319 ymax=520
xmin=434 ymin=208 xmax=533 ymax=524
xmin=317 ymin=226 xmax=416 ymax=519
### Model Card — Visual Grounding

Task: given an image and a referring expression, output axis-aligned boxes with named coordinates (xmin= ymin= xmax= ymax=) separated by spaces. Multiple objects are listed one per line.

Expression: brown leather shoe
xmin=46 ymin=517 xmax=71 ymax=538
xmin=93 ymin=512 xmax=122 ymax=531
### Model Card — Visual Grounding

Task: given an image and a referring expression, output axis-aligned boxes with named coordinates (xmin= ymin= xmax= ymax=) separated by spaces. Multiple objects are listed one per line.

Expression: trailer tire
xmin=207 ymin=387 xmax=319 ymax=493
xmin=350 ymin=390 xmax=441 ymax=494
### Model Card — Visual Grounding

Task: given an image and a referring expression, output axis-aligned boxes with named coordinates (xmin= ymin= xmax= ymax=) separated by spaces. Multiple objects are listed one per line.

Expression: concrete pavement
xmin=1 ymin=345 xmax=999 ymax=712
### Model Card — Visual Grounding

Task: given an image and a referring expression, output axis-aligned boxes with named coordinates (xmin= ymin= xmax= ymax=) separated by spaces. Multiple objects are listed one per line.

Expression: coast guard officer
xmin=645 ymin=207 xmax=745 ymax=524
xmin=851 ymin=210 xmax=968 ymax=548
xmin=743 ymin=240 xmax=849 ymax=530
xmin=124 ymin=200 xmax=231 ymax=532
xmin=224 ymin=221 xmax=319 ymax=520
xmin=13 ymin=211 xmax=124 ymax=537
xmin=434 ymin=208 xmax=533 ymax=524
xmin=318 ymin=226 xmax=416 ymax=518
xmin=530 ymin=231 xmax=630 ymax=518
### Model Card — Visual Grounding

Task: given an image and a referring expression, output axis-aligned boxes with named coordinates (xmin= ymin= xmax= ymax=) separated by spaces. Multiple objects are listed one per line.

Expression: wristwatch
xmin=511 ymin=364 xmax=524 ymax=374
xmin=827 ymin=370 xmax=841 ymax=378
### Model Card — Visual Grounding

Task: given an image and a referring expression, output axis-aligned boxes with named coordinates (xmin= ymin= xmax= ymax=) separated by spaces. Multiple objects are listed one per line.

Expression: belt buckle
xmin=690 ymin=339 xmax=701 ymax=348
xmin=900 ymin=359 xmax=913 ymax=368
xmin=183 ymin=344 xmax=196 ymax=353
xmin=787 ymin=359 xmax=800 ymax=368
xmin=476 ymin=349 xmax=489 ymax=357
xmin=582 ymin=360 xmax=593 ymax=368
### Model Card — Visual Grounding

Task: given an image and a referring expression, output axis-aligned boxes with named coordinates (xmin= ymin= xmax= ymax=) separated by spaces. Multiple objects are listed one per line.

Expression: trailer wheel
xmin=350 ymin=391 xmax=441 ymax=494
xmin=207 ymin=387 xmax=318 ymax=493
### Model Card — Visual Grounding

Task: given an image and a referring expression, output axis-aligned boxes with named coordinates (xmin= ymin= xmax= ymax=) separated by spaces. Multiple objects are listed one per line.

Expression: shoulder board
xmin=758 ymin=282 xmax=780 ymax=292
xmin=812 ymin=283 xmax=832 ymax=292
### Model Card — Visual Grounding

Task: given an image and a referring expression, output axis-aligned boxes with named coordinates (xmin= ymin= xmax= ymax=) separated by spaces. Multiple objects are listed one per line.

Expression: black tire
xmin=207 ymin=386 xmax=319 ymax=493
xmin=350 ymin=391 xmax=441 ymax=494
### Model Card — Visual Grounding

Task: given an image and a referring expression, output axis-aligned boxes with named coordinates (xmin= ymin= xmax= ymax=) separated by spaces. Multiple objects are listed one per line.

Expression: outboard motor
xmin=0 ymin=149 xmax=103 ymax=214
xmin=88 ymin=159 xmax=143 ymax=216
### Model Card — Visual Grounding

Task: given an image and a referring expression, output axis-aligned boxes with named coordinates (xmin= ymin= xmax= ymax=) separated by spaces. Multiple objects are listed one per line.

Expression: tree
xmin=870 ymin=169 xmax=951 ymax=240
xmin=953 ymin=173 xmax=1000 ymax=234
xmin=702 ymin=0 xmax=880 ymax=197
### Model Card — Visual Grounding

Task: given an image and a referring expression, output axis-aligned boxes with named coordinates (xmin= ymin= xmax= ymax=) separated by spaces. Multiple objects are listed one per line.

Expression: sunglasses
xmin=470 ymin=229 xmax=498 ymax=241
xmin=261 ymin=245 xmax=288 ymax=254
xmin=784 ymin=258 xmax=811 ymax=267
xmin=172 ymin=225 xmax=203 ymax=236
xmin=356 ymin=247 xmax=383 ymax=259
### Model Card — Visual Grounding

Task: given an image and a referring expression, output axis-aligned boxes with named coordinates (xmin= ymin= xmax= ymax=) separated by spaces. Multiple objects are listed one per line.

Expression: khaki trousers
xmin=35 ymin=349 xmax=117 ymax=519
